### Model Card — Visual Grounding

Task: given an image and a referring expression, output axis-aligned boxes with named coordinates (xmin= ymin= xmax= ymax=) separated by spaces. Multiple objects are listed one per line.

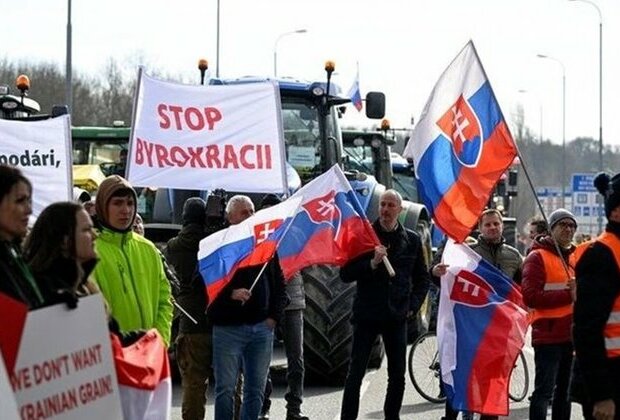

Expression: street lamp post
xmin=216 ymin=0 xmax=220 ymax=77
xmin=537 ymin=54 xmax=566 ymax=208
xmin=517 ymin=89 xmax=544 ymax=143
xmin=65 ymin=0 xmax=72 ymax=113
xmin=273 ymin=29 xmax=307 ymax=77
xmin=569 ymin=0 xmax=603 ymax=232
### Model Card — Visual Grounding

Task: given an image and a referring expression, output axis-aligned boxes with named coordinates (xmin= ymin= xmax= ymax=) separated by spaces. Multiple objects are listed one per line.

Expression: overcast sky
xmin=2 ymin=0 xmax=619 ymax=147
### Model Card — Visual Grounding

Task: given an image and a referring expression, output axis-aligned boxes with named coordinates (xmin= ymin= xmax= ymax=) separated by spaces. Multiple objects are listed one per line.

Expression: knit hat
xmin=259 ymin=193 xmax=282 ymax=209
xmin=182 ymin=197 xmax=206 ymax=226
xmin=594 ymin=172 xmax=620 ymax=218
xmin=548 ymin=208 xmax=577 ymax=230
xmin=95 ymin=175 xmax=137 ymax=232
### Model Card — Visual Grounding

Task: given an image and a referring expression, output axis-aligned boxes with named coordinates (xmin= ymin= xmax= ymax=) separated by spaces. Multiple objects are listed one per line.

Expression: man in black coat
xmin=573 ymin=172 xmax=620 ymax=420
xmin=340 ymin=189 xmax=430 ymax=420
xmin=165 ymin=197 xmax=210 ymax=420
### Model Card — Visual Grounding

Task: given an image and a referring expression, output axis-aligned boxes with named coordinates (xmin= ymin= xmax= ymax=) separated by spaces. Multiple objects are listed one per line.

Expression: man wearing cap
xmin=92 ymin=175 xmax=173 ymax=345
xmin=165 ymin=197 xmax=211 ymax=420
xmin=522 ymin=208 xmax=578 ymax=420
xmin=572 ymin=173 xmax=620 ymax=420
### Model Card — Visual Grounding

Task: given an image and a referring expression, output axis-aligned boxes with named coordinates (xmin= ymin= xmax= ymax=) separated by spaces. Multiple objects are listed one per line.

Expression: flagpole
xmin=469 ymin=40 xmax=573 ymax=281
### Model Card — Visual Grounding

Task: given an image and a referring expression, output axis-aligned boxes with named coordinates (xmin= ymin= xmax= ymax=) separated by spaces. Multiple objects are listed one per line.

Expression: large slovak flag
xmin=112 ymin=329 xmax=171 ymax=420
xmin=403 ymin=41 xmax=518 ymax=242
xmin=278 ymin=165 xmax=380 ymax=279
xmin=438 ymin=240 xmax=528 ymax=415
xmin=198 ymin=196 xmax=302 ymax=303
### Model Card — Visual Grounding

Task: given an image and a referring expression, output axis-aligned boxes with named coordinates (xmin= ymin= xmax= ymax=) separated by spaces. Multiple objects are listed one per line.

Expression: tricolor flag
xmin=347 ymin=70 xmax=363 ymax=112
xmin=403 ymin=41 xmax=518 ymax=242
xmin=278 ymin=165 xmax=380 ymax=279
xmin=198 ymin=196 xmax=302 ymax=303
xmin=112 ymin=330 xmax=172 ymax=420
xmin=438 ymin=240 xmax=528 ymax=416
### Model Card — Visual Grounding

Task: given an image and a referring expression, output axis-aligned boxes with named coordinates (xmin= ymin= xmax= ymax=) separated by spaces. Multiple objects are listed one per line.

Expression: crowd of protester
xmin=2 ymin=162 xmax=620 ymax=420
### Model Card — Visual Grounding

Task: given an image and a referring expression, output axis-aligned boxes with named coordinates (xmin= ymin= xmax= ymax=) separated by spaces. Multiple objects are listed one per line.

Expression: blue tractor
xmin=206 ymin=64 xmax=432 ymax=384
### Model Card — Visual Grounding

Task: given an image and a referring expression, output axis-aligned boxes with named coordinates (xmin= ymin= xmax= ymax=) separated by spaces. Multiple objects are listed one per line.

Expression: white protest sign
xmin=127 ymin=69 xmax=288 ymax=193
xmin=0 ymin=356 xmax=19 ymax=420
xmin=2 ymin=294 xmax=122 ymax=420
xmin=0 ymin=115 xmax=72 ymax=220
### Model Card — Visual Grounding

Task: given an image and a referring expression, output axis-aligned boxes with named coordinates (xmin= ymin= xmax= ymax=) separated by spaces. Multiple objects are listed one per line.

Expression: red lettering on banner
xmin=10 ymin=367 xmax=32 ymax=391
xmin=21 ymin=387 xmax=78 ymax=419
xmin=33 ymin=355 xmax=70 ymax=385
xmin=170 ymin=146 xmax=190 ymax=166
xmin=157 ymin=104 xmax=223 ymax=131
xmin=188 ymin=147 xmax=206 ymax=167
xmin=133 ymin=138 xmax=274 ymax=170
xmin=155 ymin=144 xmax=173 ymax=167
xmin=157 ymin=103 xmax=170 ymax=129
xmin=78 ymin=375 xmax=113 ymax=405
xmin=265 ymin=144 xmax=272 ymax=169
xmin=223 ymin=145 xmax=239 ymax=169
xmin=205 ymin=145 xmax=222 ymax=168
xmin=71 ymin=344 xmax=103 ymax=371
xmin=240 ymin=145 xmax=255 ymax=169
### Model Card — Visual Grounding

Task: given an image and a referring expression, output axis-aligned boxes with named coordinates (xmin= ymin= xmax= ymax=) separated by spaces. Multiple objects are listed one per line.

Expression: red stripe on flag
xmin=434 ymin=122 xmax=517 ymax=242
xmin=113 ymin=329 xmax=170 ymax=391
xmin=0 ymin=293 xmax=29 ymax=371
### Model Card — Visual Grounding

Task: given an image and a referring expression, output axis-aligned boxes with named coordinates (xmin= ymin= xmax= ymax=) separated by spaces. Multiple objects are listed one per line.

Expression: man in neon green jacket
xmin=93 ymin=175 xmax=173 ymax=346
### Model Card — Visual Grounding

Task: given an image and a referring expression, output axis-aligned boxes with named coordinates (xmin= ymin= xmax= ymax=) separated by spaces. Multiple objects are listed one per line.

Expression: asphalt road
xmin=170 ymin=341 xmax=584 ymax=419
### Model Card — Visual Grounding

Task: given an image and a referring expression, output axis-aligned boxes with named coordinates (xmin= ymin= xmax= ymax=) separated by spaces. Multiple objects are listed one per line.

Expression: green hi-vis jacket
xmin=94 ymin=228 xmax=173 ymax=346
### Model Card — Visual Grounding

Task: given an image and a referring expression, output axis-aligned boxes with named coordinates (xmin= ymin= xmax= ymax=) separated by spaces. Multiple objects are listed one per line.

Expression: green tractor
xmin=0 ymin=75 xmax=67 ymax=121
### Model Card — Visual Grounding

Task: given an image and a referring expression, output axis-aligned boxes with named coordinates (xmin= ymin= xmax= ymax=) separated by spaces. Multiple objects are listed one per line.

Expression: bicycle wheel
xmin=408 ymin=331 xmax=446 ymax=404
xmin=508 ymin=350 xmax=529 ymax=402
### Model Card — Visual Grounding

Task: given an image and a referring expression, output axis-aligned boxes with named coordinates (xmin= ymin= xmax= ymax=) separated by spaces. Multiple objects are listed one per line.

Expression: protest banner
xmin=0 ymin=294 xmax=123 ymax=420
xmin=127 ymin=69 xmax=288 ymax=194
xmin=0 ymin=115 xmax=72 ymax=219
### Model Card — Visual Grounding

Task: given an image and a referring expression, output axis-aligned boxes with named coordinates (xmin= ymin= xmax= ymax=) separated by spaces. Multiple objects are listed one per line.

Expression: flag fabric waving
xmin=438 ymin=240 xmax=528 ymax=416
xmin=402 ymin=41 xmax=518 ymax=242
xmin=347 ymin=70 xmax=363 ymax=112
xmin=112 ymin=329 xmax=171 ymax=420
xmin=198 ymin=196 xmax=302 ymax=303
xmin=278 ymin=165 xmax=380 ymax=279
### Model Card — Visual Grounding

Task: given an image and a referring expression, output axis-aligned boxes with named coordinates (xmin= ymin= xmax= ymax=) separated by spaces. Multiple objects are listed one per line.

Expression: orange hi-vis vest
xmin=529 ymin=247 xmax=574 ymax=323
xmin=595 ymin=232 xmax=620 ymax=358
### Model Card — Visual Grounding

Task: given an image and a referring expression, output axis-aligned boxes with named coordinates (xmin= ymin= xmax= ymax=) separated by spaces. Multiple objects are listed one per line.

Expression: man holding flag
xmin=204 ymin=195 xmax=288 ymax=420
xmin=340 ymin=189 xmax=430 ymax=420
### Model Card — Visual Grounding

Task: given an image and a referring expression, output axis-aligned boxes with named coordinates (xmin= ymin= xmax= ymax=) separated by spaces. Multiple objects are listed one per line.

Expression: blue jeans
xmin=212 ymin=322 xmax=274 ymax=420
xmin=529 ymin=342 xmax=573 ymax=420
xmin=341 ymin=319 xmax=407 ymax=420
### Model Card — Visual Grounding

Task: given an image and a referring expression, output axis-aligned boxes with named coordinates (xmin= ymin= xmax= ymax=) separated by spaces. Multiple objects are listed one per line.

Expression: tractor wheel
xmin=302 ymin=264 xmax=384 ymax=385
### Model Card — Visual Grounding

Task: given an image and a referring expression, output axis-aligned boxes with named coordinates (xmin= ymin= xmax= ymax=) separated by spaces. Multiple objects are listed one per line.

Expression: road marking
xmin=333 ymin=370 xmax=377 ymax=420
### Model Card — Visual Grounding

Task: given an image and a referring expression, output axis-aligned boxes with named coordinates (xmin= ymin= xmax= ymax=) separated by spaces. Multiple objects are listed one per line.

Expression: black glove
xmin=55 ymin=290 xmax=79 ymax=309
xmin=119 ymin=330 xmax=147 ymax=347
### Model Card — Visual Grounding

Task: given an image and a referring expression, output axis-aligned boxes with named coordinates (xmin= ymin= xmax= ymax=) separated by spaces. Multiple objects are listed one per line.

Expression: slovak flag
xmin=438 ymin=240 xmax=528 ymax=416
xmin=403 ymin=41 xmax=518 ymax=242
xmin=347 ymin=71 xmax=363 ymax=112
xmin=278 ymin=165 xmax=380 ymax=279
xmin=197 ymin=196 xmax=302 ymax=303
xmin=112 ymin=329 xmax=171 ymax=420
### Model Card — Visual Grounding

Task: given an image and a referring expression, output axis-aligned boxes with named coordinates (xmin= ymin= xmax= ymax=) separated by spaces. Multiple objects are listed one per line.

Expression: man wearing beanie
xmin=165 ymin=197 xmax=211 ymax=420
xmin=572 ymin=172 xmax=620 ymax=420
xmin=92 ymin=175 xmax=173 ymax=345
xmin=522 ymin=207 xmax=578 ymax=420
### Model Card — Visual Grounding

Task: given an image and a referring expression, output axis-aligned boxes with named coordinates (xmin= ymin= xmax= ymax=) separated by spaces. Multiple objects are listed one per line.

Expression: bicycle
xmin=407 ymin=331 xmax=529 ymax=404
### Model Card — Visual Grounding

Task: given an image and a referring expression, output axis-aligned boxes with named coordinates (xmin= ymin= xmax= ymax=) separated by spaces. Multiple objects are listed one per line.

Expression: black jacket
xmin=340 ymin=220 xmax=430 ymax=323
xmin=207 ymin=255 xmax=288 ymax=326
xmin=0 ymin=240 xmax=48 ymax=309
xmin=165 ymin=223 xmax=209 ymax=333
xmin=572 ymin=221 xmax=620 ymax=404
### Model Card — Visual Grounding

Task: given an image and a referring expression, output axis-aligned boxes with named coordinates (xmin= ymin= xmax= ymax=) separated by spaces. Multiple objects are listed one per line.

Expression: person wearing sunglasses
xmin=522 ymin=208 xmax=578 ymax=420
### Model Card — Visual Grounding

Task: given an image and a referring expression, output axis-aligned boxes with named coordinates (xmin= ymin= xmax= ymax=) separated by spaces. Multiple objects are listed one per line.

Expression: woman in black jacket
xmin=0 ymin=165 xmax=49 ymax=309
